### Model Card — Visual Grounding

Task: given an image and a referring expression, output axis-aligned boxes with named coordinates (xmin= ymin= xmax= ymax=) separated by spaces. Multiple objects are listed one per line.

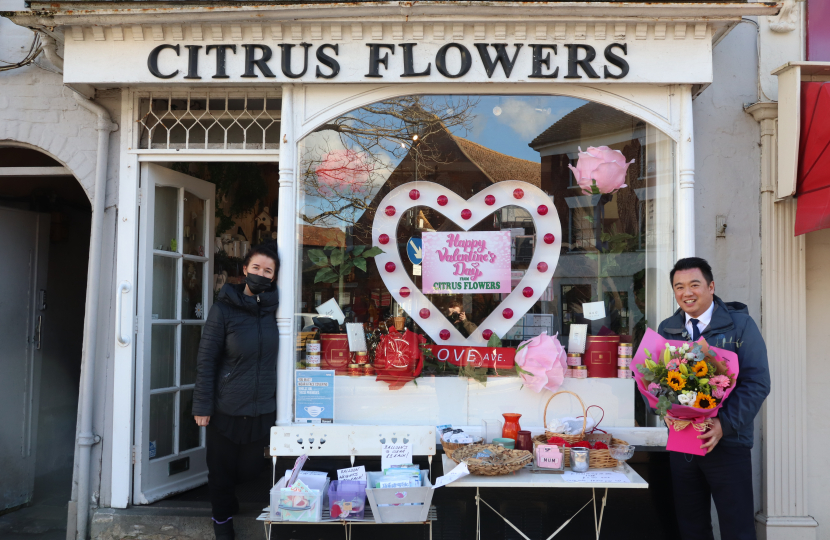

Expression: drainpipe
xmin=72 ymin=91 xmax=118 ymax=540
xmin=39 ymin=33 xmax=63 ymax=72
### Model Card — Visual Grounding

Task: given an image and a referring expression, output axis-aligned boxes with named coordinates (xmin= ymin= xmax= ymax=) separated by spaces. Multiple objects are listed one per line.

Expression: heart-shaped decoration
xmin=372 ymin=180 xmax=562 ymax=346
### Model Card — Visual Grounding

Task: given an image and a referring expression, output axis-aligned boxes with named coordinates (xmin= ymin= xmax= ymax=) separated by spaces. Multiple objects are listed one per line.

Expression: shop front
xmin=6 ymin=2 xmax=780 ymax=538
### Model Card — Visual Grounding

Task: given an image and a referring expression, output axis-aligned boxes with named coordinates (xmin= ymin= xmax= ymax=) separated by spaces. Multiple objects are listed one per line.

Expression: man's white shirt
xmin=685 ymin=301 xmax=714 ymax=339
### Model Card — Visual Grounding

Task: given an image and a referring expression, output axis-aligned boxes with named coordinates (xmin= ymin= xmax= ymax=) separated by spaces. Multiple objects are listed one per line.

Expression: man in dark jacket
xmin=658 ymin=257 xmax=770 ymax=540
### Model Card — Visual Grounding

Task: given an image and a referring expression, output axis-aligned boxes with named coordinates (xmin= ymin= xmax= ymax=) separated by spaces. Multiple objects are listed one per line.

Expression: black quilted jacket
xmin=192 ymin=283 xmax=279 ymax=417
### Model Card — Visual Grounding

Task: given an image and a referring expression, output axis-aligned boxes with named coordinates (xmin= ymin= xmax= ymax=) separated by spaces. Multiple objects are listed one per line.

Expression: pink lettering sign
xmin=421 ymin=231 xmax=511 ymax=294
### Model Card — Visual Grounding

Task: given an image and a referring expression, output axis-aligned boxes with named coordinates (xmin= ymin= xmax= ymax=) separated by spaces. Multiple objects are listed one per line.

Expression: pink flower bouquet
xmin=514 ymin=332 xmax=568 ymax=393
xmin=633 ymin=328 xmax=739 ymax=456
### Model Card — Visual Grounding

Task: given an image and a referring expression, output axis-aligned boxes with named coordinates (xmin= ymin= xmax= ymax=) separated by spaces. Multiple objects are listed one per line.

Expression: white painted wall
xmin=805 ymin=227 xmax=830 ymax=538
xmin=693 ymin=20 xmax=764 ymax=534
xmin=1 ymin=3 xmax=124 ymax=520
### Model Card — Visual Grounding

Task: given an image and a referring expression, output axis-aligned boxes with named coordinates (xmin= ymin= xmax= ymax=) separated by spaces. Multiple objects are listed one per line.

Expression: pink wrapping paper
xmin=633 ymin=328 xmax=740 ymax=456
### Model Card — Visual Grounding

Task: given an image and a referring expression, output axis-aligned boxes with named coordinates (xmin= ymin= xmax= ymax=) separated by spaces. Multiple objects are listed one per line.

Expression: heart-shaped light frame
xmin=372 ymin=180 xmax=562 ymax=346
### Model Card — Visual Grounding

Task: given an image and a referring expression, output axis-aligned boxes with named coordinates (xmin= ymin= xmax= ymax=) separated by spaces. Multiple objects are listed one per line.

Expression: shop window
xmin=296 ymin=95 xmax=675 ymax=383
xmin=137 ymin=92 xmax=281 ymax=150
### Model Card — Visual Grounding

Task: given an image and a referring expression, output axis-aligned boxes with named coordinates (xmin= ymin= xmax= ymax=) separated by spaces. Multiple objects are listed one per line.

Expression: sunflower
xmin=694 ymin=393 xmax=717 ymax=409
xmin=666 ymin=371 xmax=686 ymax=391
xmin=692 ymin=361 xmax=709 ymax=377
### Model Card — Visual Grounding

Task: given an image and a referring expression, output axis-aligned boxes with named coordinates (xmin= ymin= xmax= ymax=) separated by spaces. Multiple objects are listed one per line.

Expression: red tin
xmin=321 ymin=333 xmax=351 ymax=374
xmin=584 ymin=335 xmax=620 ymax=378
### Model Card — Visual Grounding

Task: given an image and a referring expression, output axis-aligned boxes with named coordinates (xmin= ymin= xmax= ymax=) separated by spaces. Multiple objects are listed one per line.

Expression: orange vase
xmin=502 ymin=413 xmax=522 ymax=441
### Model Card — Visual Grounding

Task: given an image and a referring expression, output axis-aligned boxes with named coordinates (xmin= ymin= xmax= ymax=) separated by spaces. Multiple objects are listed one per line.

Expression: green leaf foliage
xmin=353 ymin=257 xmax=367 ymax=272
xmin=486 ymin=334 xmax=503 ymax=348
xmin=339 ymin=259 xmax=355 ymax=276
xmin=362 ymin=246 xmax=385 ymax=258
xmin=329 ymin=249 xmax=344 ymax=267
xmin=352 ymin=245 xmax=367 ymax=257
xmin=308 ymin=249 xmax=329 ymax=267
xmin=314 ymin=267 xmax=338 ymax=284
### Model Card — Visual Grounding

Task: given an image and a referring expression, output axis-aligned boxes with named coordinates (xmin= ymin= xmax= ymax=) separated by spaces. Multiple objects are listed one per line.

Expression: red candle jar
xmin=584 ymin=335 xmax=621 ymax=378
xmin=502 ymin=413 xmax=522 ymax=441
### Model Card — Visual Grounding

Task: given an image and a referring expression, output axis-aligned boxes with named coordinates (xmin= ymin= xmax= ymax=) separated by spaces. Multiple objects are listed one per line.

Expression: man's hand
xmin=698 ymin=417 xmax=722 ymax=454
xmin=195 ymin=416 xmax=210 ymax=427
xmin=458 ymin=312 xmax=467 ymax=322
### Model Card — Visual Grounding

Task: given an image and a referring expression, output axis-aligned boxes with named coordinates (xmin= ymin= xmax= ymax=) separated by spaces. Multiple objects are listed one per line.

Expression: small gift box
xmin=535 ymin=445 xmax=565 ymax=471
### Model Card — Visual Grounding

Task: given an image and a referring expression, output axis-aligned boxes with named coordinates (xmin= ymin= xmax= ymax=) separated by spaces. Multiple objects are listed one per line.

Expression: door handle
xmin=35 ymin=316 xmax=42 ymax=350
xmin=116 ymin=281 xmax=132 ymax=347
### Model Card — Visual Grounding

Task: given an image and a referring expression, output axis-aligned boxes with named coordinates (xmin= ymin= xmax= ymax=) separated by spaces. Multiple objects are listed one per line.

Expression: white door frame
xmin=110 ymin=90 xmax=281 ymax=507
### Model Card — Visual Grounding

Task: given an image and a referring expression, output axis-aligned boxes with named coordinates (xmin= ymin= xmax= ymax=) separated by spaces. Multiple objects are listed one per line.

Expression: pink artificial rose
xmin=712 ymin=387 xmax=725 ymax=399
xmin=515 ymin=332 xmax=568 ymax=393
xmin=567 ymin=146 xmax=634 ymax=195
xmin=648 ymin=382 xmax=661 ymax=396
xmin=667 ymin=360 xmax=679 ymax=371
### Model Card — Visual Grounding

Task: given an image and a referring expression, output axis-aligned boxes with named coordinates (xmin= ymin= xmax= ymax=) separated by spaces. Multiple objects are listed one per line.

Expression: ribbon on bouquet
xmin=664 ymin=415 xmax=712 ymax=433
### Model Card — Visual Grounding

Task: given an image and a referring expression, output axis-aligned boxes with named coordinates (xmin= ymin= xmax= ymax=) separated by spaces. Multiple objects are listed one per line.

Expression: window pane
xmin=180 ymin=324 xmax=202 ymax=385
xmin=179 ymin=389 xmax=200 ymax=452
xmin=182 ymin=261 xmax=205 ymax=320
xmin=150 ymin=325 xmax=176 ymax=390
xmin=152 ymin=255 xmax=177 ymax=320
xmin=149 ymin=392 xmax=175 ymax=460
xmin=182 ymin=191 xmax=206 ymax=257
xmin=153 ymin=186 xmax=179 ymax=252
xmin=295 ymin=95 xmax=675 ymax=422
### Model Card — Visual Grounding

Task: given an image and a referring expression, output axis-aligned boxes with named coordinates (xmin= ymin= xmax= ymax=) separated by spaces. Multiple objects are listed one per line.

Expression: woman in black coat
xmin=193 ymin=244 xmax=279 ymax=540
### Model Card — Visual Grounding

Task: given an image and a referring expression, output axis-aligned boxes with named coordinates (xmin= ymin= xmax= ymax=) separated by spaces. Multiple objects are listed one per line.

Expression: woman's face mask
xmin=245 ymin=273 xmax=273 ymax=295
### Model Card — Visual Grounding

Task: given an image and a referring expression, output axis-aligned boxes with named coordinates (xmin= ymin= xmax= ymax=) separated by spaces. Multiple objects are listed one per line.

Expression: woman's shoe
xmin=213 ymin=518 xmax=235 ymax=540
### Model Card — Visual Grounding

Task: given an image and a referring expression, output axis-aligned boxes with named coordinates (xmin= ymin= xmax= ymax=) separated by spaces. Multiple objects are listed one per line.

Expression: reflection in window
xmin=297 ymin=95 xmax=675 ymax=378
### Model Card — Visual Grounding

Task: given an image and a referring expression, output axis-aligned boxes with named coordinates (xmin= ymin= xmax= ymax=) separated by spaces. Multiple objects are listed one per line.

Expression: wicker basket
xmin=538 ymin=390 xmax=628 ymax=469
xmin=451 ymin=444 xmax=532 ymax=476
xmin=441 ymin=437 xmax=483 ymax=459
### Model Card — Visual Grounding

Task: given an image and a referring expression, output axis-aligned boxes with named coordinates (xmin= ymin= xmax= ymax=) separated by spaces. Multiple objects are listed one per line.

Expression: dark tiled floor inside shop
xmin=157 ymin=451 xmax=679 ymax=540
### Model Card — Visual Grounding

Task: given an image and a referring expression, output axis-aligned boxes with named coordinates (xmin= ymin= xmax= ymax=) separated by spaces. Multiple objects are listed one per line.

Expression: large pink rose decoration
xmin=567 ymin=146 xmax=634 ymax=195
xmin=314 ymin=149 xmax=373 ymax=196
xmin=514 ymin=332 xmax=568 ymax=393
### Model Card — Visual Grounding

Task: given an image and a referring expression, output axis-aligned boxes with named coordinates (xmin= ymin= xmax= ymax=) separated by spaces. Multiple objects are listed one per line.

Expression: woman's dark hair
xmin=670 ymin=257 xmax=714 ymax=285
xmin=243 ymin=243 xmax=280 ymax=274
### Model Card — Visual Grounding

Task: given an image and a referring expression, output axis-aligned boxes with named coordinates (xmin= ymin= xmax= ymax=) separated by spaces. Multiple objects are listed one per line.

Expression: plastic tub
xmin=327 ymin=480 xmax=367 ymax=520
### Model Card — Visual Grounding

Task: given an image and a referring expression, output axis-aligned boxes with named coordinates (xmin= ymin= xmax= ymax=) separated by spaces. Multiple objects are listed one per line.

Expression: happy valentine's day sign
xmin=422 ymin=231 xmax=511 ymax=294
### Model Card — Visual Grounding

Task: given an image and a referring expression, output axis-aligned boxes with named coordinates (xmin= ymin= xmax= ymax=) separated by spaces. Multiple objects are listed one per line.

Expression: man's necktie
xmin=689 ymin=318 xmax=701 ymax=342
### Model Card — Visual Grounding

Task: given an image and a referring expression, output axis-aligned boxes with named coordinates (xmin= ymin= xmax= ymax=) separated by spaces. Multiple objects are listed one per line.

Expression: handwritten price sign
xmin=381 ymin=443 xmax=413 ymax=470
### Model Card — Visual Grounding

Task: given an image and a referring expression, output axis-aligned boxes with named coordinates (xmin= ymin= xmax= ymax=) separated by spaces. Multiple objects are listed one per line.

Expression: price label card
xmin=381 ymin=443 xmax=413 ymax=470
xmin=337 ymin=466 xmax=367 ymax=482
xmin=316 ymin=297 xmax=346 ymax=324
xmin=568 ymin=324 xmax=588 ymax=353
xmin=582 ymin=301 xmax=606 ymax=321
xmin=563 ymin=471 xmax=631 ymax=483
xmin=432 ymin=462 xmax=470 ymax=489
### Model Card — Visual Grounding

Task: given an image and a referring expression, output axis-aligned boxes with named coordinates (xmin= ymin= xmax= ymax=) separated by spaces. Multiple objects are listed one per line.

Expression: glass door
xmin=134 ymin=163 xmax=215 ymax=504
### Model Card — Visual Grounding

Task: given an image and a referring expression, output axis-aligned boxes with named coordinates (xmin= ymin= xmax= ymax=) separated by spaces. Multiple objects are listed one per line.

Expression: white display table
xmin=441 ymin=455 xmax=648 ymax=539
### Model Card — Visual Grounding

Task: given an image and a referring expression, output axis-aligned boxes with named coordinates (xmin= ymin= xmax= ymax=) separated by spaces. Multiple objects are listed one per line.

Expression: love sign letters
xmin=372 ymin=180 xmax=562 ymax=346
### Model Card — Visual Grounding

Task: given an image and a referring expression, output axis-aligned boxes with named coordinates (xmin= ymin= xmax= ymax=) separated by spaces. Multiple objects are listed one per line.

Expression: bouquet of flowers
xmin=633 ymin=328 xmax=739 ymax=455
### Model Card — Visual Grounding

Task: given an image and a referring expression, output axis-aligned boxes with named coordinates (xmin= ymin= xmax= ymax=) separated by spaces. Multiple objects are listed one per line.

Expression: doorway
xmin=134 ymin=161 xmax=280 ymax=505
xmin=0 ymin=147 xmax=90 ymax=537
